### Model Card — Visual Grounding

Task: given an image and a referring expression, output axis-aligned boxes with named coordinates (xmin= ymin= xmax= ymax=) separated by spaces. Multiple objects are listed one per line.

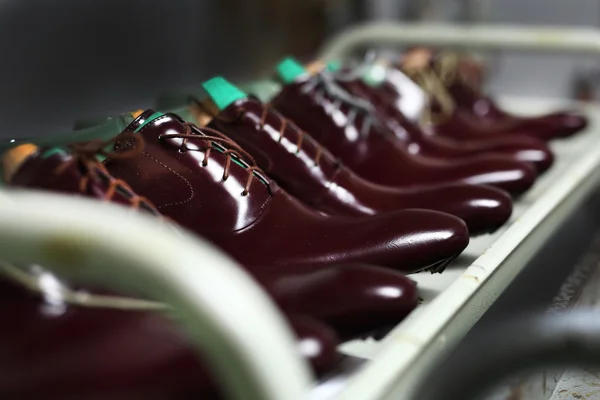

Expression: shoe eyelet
xmin=241 ymin=190 xmax=248 ymax=196
xmin=178 ymin=147 xmax=187 ymax=154
xmin=202 ymin=161 xmax=208 ymax=167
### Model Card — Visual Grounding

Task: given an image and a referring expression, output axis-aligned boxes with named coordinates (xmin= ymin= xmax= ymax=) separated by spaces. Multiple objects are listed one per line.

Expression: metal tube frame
xmin=0 ymin=190 xmax=312 ymax=400
xmin=319 ymin=23 xmax=600 ymax=61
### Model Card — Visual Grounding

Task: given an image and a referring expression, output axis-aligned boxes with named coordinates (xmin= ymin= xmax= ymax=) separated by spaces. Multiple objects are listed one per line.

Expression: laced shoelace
xmin=434 ymin=52 xmax=483 ymax=90
xmin=255 ymin=104 xmax=328 ymax=166
xmin=301 ymin=70 xmax=378 ymax=136
xmin=193 ymin=98 xmax=339 ymax=169
xmin=403 ymin=66 xmax=456 ymax=125
xmin=403 ymin=51 xmax=477 ymax=125
xmin=157 ymin=121 xmax=269 ymax=196
xmin=53 ymin=133 xmax=161 ymax=216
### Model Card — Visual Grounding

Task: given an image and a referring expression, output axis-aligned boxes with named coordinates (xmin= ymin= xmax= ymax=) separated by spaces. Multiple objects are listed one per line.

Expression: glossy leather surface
xmin=201 ymin=97 xmax=512 ymax=235
xmin=0 ymin=271 xmax=340 ymax=398
xmin=97 ymin=110 xmax=468 ymax=273
xmin=7 ymin=145 xmax=422 ymax=336
xmin=339 ymin=74 xmax=554 ymax=173
xmin=446 ymin=79 xmax=588 ymax=140
xmin=270 ymin=76 xmax=537 ymax=196
xmin=9 ymin=149 xmax=160 ymax=214
xmin=398 ymin=49 xmax=587 ymax=142
xmin=258 ymin=264 xmax=418 ymax=340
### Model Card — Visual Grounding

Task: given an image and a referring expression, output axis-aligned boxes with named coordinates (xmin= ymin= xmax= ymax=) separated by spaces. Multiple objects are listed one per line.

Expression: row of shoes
xmin=0 ymin=48 xmax=588 ymax=398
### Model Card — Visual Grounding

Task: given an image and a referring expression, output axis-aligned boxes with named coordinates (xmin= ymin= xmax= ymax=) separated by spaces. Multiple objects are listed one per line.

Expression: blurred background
xmin=2 ymin=0 xmax=600 ymax=138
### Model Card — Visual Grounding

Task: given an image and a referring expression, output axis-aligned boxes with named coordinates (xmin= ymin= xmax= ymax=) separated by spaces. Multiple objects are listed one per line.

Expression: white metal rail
xmin=319 ymin=23 xmax=600 ymax=61
xmin=0 ymin=190 xmax=312 ymax=400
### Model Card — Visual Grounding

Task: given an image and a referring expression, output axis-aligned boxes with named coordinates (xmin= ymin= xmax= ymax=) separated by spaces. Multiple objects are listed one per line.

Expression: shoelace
xmin=403 ymin=51 xmax=477 ymax=125
xmin=302 ymin=70 xmax=377 ymax=136
xmin=255 ymin=104 xmax=328 ymax=166
xmin=54 ymin=133 xmax=161 ymax=216
xmin=157 ymin=121 xmax=269 ymax=196
xmin=403 ymin=66 xmax=456 ymax=125
xmin=194 ymin=98 xmax=340 ymax=169
xmin=434 ymin=51 xmax=482 ymax=90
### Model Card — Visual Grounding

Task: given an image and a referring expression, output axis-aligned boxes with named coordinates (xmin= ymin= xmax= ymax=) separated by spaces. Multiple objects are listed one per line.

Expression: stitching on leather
xmin=126 ymin=113 xmax=273 ymax=230
xmin=232 ymin=194 xmax=273 ymax=233
xmin=142 ymin=151 xmax=195 ymax=209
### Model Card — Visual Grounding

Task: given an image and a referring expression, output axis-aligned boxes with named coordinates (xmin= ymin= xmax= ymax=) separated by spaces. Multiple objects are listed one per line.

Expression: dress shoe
xmin=4 ymin=116 xmax=469 ymax=274
xmin=105 ymin=110 xmax=468 ymax=273
xmin=326 ymin=62 xmax=554 ymax=173
xmin=402 ymin=50 xmax=588 ymax=141
xmin=257 ymin=264 xmax=418 ymax=340
xmin=270 ymin=58 xmax=537 ymax=196
xmin=0 ymin=265 xmax=339 ymax=398
xmin=3 ymin=139 xmax=161 ymax=215
xmin=3 ymin=143 xmax=421 ymax=339
xmin=179 ymin=77 xmax=512 ymax=235
xmin=447 ymin=72 xmax=588 ymax=140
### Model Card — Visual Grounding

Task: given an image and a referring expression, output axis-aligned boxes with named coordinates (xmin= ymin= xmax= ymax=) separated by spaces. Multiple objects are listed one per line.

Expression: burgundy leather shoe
xmin=182 ymin=77 xmax=512 ymax=235
xmin=328 ymin=63 xmax=554 ymax=173
xmin=258 ymin=264 xmax=418 ymax=340
xmin=270 ymin=58 xmax=537 ymax=196
xmin=4 ymin=116 xmax=469 ymax=274
xmin=401 ymin=50 xmax=588 ymax=141
xmin=3 ymin=143 xmax=420 ymax=339
xmin=447 ymin=74 xmax=588 ymax=140
xmin=3 ymin=141 xmax=162 ymax=215
xmin=4 ymin=144 xmax=420 ymax=338
xmin=0 ymin=266 xmax=339 ymax=398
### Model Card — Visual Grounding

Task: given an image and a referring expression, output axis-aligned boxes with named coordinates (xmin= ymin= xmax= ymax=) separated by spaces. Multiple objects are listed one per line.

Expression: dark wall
xmin=0 ymin=0 xmax=347 ymax=139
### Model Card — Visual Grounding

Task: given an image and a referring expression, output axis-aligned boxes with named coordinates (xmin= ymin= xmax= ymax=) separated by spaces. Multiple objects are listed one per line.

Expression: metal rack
xmin=2 ymin=23 xmax=600 ymax=400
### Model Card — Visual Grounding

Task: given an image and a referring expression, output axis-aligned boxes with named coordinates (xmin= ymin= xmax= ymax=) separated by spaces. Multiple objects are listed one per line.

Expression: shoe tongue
xmin=276 ymin=57 xmax=309 ymax=84
xmin=202 ymin=77 xmax=248 ymax=111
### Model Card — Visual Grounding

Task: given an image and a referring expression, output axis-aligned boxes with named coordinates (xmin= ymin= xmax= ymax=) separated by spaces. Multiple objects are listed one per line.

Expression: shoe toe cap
xmin=551 ymin=111 xmax=588 ymax=136
xmin=513 ymin=145 xmax=554 ymax=174
xmin=322 ymin=265 xmax=418 ymax=338
xmin=532 ymin=111 xmax=589 ymax=139
xmin=289 ymin=315 xmax=340 ymax=375
xmin=459 ymin=185 xmax=513 ymax=235
xmin=461 ymin=157 xmax=537 ymax=196
xmin=386 ymin=209 xmax=470 ymax=273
